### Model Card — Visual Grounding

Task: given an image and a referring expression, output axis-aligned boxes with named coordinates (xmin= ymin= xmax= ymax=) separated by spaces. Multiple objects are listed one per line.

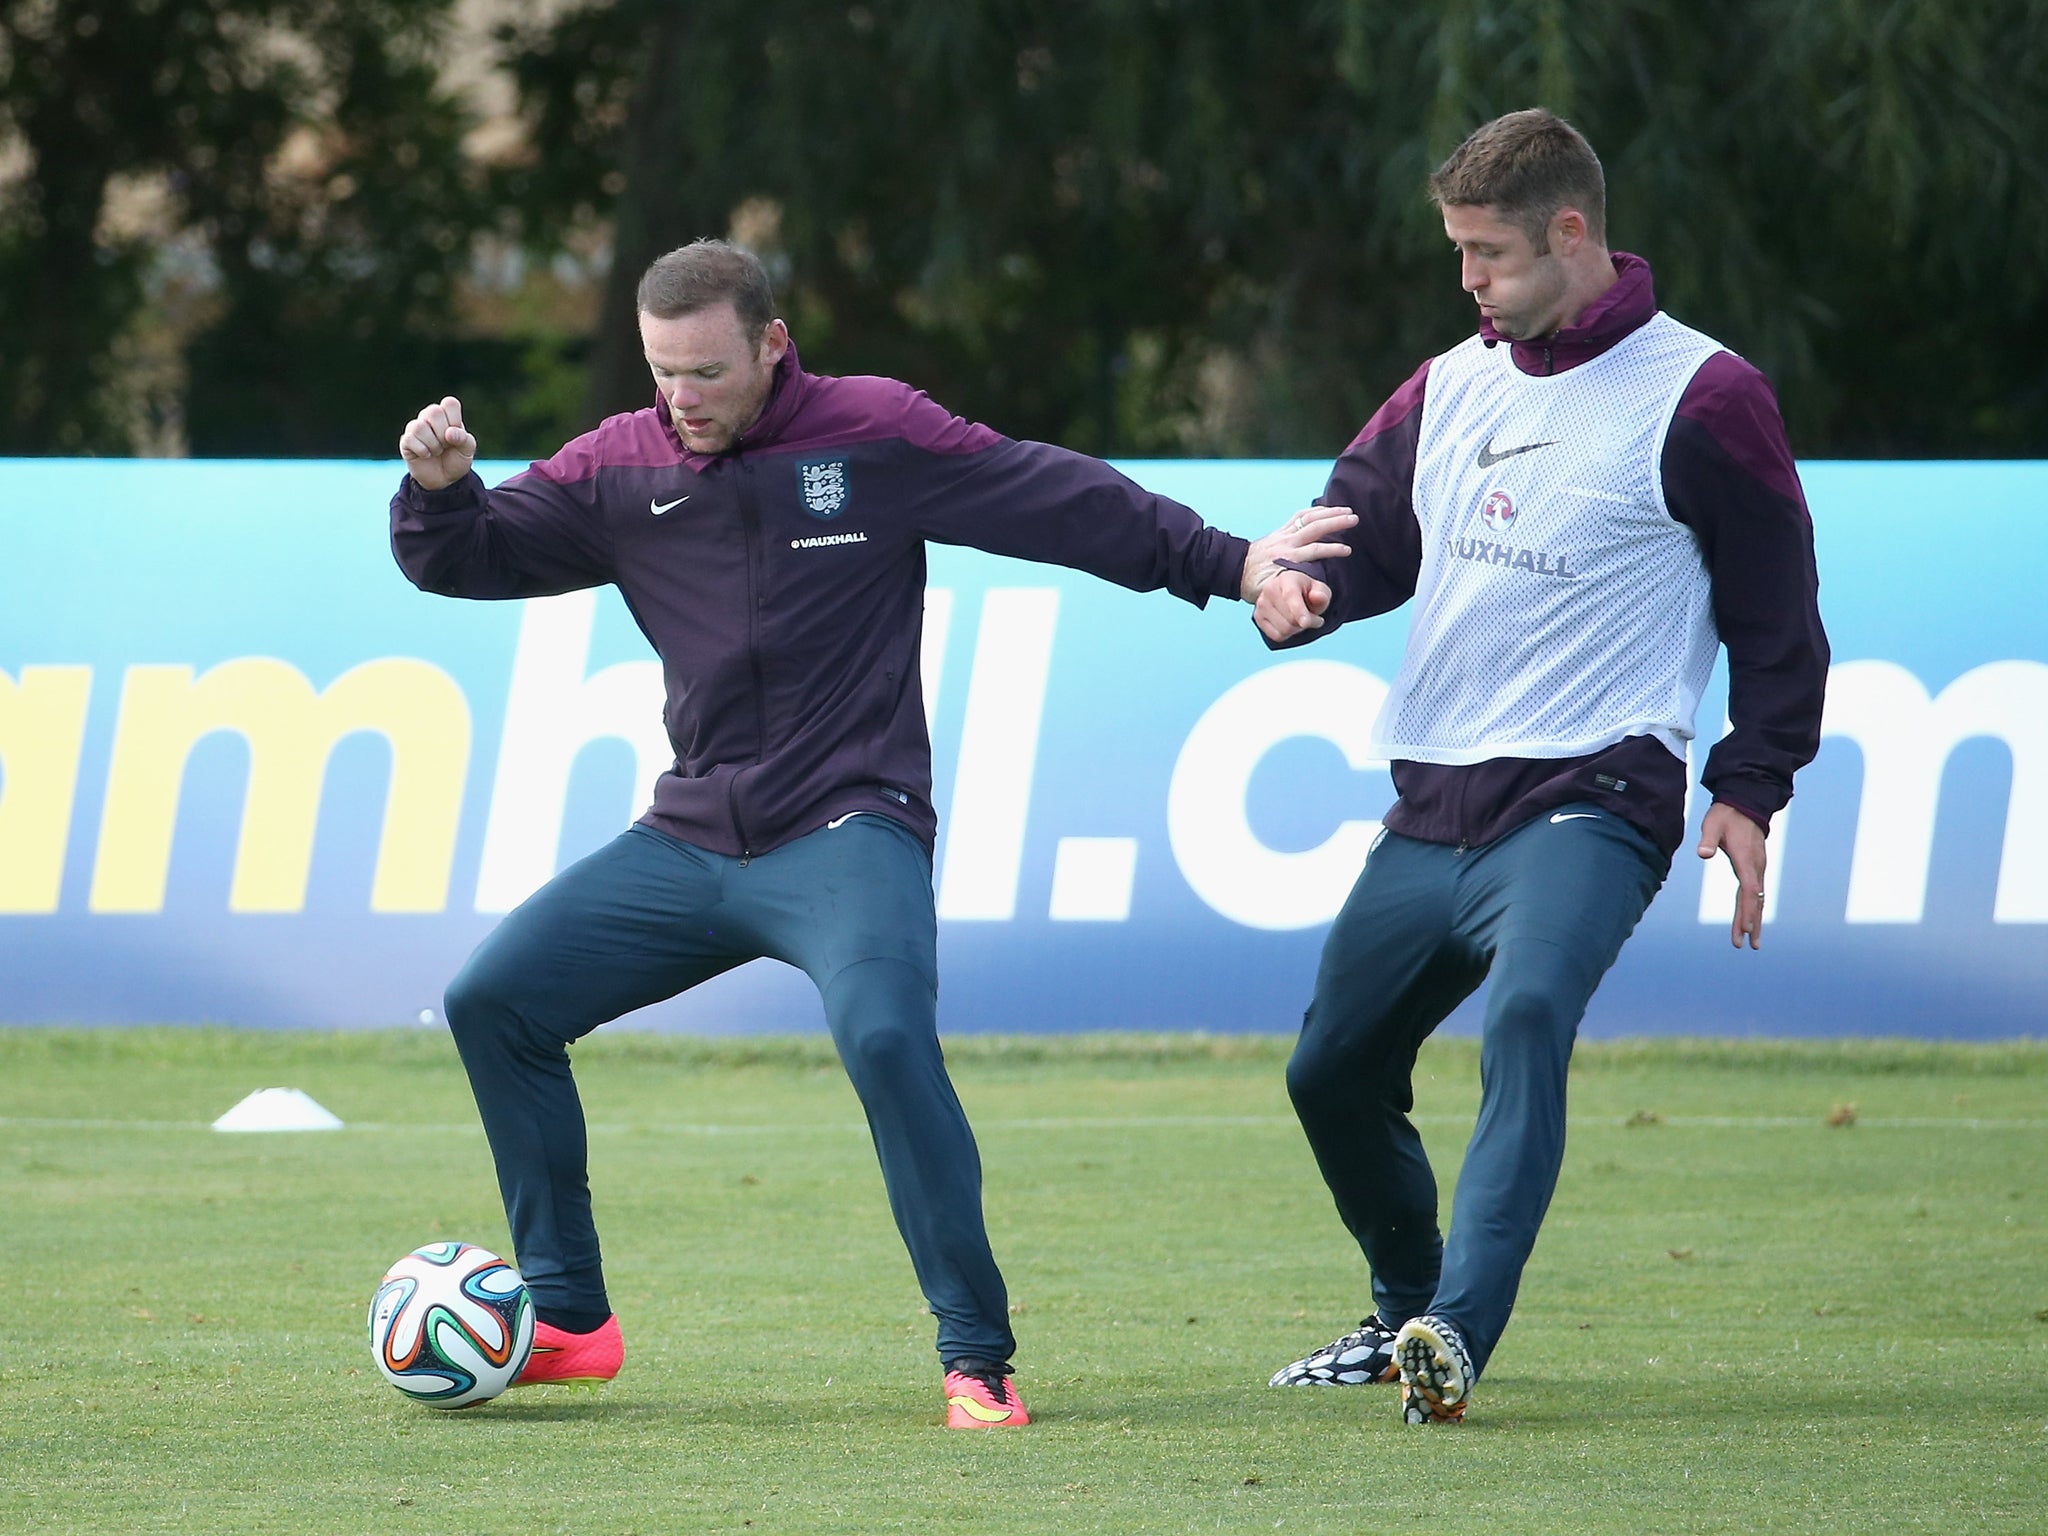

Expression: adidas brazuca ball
xmin=368 ymin=1241 xmax=535 ymax=1408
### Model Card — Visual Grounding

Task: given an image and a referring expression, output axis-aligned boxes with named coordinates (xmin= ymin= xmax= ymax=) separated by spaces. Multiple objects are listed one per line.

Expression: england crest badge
xmin=796 ymin=456 xmax=851 ymax=518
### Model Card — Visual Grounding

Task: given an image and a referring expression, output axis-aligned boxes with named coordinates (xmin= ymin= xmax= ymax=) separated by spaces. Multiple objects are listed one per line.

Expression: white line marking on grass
xmin=5 ymin=1113 xmax=2047 ymax=1134
xmin=970 ymin=1114 xmax=2048 ymax=1132
xmin=0 ymin=1116 xmax=216 ymax=1130
xmin=1633 ymin=1114 xmax=2048 ymax=1131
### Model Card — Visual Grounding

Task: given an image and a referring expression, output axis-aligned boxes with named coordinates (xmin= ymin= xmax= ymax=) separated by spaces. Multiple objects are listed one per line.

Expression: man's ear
xmin=760 ymin=318 xmax=791 ymax=367
xmin=1550 ymin=207 xmax=1589 ymax=254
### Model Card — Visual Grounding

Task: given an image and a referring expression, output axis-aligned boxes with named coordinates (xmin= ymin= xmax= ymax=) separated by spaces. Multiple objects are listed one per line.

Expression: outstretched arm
xmin=901 ymin=383 xmax=1296 ymax=607
xmin=896 ymin=383 xmax=1354 ymax=607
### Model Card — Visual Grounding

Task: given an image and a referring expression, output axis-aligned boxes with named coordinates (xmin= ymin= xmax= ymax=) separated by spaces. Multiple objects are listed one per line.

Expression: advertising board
xmin=1 ymin=459 xmax=2040 ymax=1036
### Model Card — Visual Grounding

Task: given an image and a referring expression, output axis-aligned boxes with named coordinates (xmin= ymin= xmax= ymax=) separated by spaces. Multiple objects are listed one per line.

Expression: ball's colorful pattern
xmin=368 ymin=1241 xmax=534 ymax=1408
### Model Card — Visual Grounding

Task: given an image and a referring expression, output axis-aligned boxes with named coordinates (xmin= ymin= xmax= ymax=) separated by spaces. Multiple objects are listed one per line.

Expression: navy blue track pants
xmin=441 ymin=814 xmax=1014 ymax=1366
xmin=1286 ymin=805 xmax=1669 ymax=1378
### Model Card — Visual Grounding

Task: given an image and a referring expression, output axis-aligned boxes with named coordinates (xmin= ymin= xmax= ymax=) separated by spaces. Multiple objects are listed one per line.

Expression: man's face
xmin=640 ymin=302 xmax=789 ymax=454
xmin=1442 ymin=203 xmax=1571 ymax=342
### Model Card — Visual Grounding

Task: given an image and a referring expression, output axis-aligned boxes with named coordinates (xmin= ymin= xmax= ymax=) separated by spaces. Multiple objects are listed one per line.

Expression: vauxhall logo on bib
xmin=1453 ymin=488 xmax=1576 ymax=579
xmin=796 ymin=456 xmax=851 ymax=518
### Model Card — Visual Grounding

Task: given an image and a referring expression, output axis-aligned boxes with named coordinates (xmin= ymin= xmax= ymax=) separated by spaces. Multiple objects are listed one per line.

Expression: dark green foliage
xmin=504 ymin=0 xmax=2048 ymax=457
xmin=176 ymin=6 xmax=488 ymax=455
xmin=3 ymin=0 xmax=2044 ymax=457
xmin=0 ymin=0 xmax=511 ymax=457
xmin=0 ymin=0 xmax=274 ymax=453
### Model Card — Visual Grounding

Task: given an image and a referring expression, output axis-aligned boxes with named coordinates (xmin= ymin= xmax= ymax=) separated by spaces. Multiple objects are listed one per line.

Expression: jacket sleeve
xmin=1266 ymin=361 xmax=1428 ymax=649
xmin=892 ymin=387 xmax=1247 ymax=607
xmin=1662 ymin=352 xmax=1830 ymax=824
xmin=390 ymin=429 xmax=617 ymax=599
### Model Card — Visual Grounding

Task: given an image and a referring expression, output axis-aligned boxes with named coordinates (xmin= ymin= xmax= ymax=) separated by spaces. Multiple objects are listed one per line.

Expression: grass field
xmin=3 ymin=1027 xmax=2044 ymax=1534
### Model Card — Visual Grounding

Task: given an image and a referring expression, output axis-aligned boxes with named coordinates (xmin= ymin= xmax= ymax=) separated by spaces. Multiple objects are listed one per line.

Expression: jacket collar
xmin=1479 ymin=252 xmax=1656 ymax=374
xmin=657 ymin=339 xmax=808 ymax=465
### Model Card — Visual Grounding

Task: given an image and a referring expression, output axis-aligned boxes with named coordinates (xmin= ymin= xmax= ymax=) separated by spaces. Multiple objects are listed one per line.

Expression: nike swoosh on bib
xmin=1476 ymin=438 xmax=1558 ymax=469
xmin=1550 ymin=811 xmax=1600 ymax=823
xmin=650 ymin=495 xmax=690 ymax=515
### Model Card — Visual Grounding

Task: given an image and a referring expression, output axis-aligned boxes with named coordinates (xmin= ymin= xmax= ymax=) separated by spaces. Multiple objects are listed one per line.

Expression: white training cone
xmin=211 ymin=1087 xmax=344 ymax=1133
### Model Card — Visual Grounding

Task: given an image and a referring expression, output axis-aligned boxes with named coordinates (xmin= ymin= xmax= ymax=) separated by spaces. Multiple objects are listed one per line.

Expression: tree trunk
xmin=0 ymin=27 xmax=127 ymax=454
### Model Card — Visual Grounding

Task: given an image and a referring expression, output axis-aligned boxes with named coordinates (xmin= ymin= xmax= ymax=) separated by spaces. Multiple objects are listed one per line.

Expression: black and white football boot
xmin=1395 ymin=1313 xmax=1475 ymax=1423
xmin=1267 ymin=1316 xmax=1401 ymax=1386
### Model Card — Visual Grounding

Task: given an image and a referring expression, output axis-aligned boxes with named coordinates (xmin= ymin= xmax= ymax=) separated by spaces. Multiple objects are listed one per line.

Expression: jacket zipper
xmin=732 ymin=452 xmax=768 ymax=865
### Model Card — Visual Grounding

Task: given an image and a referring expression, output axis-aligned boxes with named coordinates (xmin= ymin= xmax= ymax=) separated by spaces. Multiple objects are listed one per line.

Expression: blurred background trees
xmin=3 ymin=0 xmax=2043 ymax=460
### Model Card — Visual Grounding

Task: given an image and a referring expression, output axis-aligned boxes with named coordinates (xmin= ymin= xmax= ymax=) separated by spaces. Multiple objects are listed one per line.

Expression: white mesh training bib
xmin=1372 ymin=312 xmax=1724 ymax=765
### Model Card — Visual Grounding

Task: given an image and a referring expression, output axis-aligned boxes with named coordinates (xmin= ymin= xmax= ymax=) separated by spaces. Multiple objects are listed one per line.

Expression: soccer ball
xmin=368 ymin=1241 xmax=535 ymax=1408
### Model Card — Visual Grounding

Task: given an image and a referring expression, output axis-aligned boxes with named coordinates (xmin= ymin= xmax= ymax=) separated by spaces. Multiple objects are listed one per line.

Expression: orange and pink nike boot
xmin=516 ymin=1313 xmax=623 ymax=1387
xmin=943 ymin=1360 xmax=1030 ymax=1429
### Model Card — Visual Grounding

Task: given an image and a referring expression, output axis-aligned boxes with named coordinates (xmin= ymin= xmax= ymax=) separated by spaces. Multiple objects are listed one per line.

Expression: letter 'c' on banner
xmin=1167 ymin=661 xmax=1389 ymax=931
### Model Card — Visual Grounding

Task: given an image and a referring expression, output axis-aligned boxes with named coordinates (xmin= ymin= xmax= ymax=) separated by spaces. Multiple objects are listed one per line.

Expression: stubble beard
xmin=671 ymin=369 xmax=772 ymax=454
xmin=1491 ymin=261 xmax=1572 ymax=343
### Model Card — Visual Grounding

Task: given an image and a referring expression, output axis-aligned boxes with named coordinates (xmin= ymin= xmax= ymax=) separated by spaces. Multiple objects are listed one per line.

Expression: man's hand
xmin=1254 ymin=567 xmax=1334 ymax=644
xmin=1240 ymin=505 xmax=1356 ymax=603
xmin=1698 ymin=802 xmax=1768 ymax=950
xmin=399 ymin=396 xmax=477 ymax=491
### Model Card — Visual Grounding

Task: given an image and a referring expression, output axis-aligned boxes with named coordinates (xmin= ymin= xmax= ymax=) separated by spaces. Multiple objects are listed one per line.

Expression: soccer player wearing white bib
xmin=1258 ymin=110 xmax=1828 ymax=1424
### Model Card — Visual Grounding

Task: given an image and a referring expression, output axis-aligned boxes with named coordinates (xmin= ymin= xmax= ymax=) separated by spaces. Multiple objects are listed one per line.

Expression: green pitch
xmin=3 ymin=1028 xmax=2044 ymax=1533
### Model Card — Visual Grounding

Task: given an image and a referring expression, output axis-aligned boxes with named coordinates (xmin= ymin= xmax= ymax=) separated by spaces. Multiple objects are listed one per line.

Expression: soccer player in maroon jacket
xmin=1257 ymin=111 xmax=1828 ymax=1423
xmin=394 ymin=239 xmax=1353 ymax=1427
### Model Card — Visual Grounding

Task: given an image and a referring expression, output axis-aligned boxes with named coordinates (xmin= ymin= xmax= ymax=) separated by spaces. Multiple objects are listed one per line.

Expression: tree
xmin=497 ymin=0 xmax=2048 ymax=457
xmin=5 ymin=1 xmax=2044 ymax=458
xmin=0 ymin=0 xmax=505 ymax=456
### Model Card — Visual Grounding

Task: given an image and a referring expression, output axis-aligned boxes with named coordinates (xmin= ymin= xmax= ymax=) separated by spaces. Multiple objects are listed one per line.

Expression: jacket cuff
xmin=403 ymin=469 xmax=485 ymax=514
xmin=1217 ymin=532 xmax=1253 ymax=599
xmin=1711 ymin=794 xmax=1774 ymax=834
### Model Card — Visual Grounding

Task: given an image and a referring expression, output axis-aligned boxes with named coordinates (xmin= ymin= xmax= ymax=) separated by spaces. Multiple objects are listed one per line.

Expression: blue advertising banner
xmin=0 ymin=459 xmax=2041 ymax=1037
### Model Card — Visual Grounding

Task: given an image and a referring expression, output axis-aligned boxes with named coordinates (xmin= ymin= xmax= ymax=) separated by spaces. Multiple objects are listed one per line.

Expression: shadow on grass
xmin=408 ymin=1393 xmax=673 ymax=1425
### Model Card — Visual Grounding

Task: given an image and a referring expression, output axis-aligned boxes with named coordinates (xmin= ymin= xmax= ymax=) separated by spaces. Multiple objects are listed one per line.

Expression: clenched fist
xmin=1254 ymin=567 xmax=1334 ymax=643
xmin=398 ymin=396 xmax=477 ymax=491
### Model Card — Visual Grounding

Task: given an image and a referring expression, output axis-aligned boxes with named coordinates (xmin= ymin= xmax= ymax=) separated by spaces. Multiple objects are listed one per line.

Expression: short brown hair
xmin=1428 ymin=109 xmax=1606 ymax=249
xmin=636 ymin=239 xmax=776 ymax=338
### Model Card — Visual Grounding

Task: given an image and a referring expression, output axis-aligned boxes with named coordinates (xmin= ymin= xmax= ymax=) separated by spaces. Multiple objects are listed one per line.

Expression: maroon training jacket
xmin=391 ymin=343 xmax=1250 ymax=859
